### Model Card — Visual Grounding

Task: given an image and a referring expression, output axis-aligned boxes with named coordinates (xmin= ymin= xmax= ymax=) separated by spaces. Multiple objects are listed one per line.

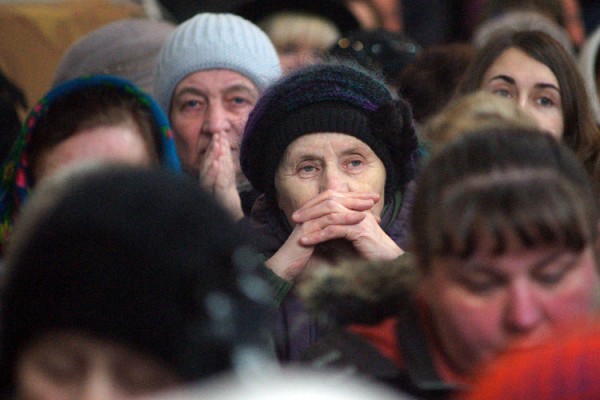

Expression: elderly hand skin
xmin=199 ymin=133 xmax=244 ymax=221
xmin=265 ymin=190 xmax=404 ymax=281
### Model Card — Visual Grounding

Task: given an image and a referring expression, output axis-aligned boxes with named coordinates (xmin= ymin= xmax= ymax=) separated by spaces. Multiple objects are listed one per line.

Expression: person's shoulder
xmin=302 ymin=317 xmax=403 ymax=377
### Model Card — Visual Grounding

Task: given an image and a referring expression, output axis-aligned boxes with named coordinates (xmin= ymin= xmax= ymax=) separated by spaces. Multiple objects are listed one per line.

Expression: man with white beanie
xmin=155 ymin=13 xmax=281 ymax=220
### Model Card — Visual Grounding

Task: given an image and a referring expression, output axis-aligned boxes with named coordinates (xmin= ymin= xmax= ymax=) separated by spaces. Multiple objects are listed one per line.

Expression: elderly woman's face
xmin=275 ymin=133 xmax=386 ymax=223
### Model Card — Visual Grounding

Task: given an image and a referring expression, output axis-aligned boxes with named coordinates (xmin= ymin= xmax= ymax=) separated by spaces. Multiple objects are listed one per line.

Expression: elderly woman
xmin=239 ymin=62 xmax=420 ymax=361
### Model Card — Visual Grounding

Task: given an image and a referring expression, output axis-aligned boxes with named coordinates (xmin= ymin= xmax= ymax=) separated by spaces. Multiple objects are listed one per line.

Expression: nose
xmin=516 ymin=96 xmax=544 ymax=126
xmin=319 ymin=165 xmax=349 ymax=193
xmin=503 ymin=281 xmax=544 ymax=335
xmin=201 ymin=102 xmax=230 ymax=135
xmin=79 ymin=370 xmax=121 ymax=400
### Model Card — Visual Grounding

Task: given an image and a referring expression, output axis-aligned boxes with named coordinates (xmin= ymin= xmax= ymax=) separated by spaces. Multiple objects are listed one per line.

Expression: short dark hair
xmin=411 ymin=127 xmax=599 ymax=273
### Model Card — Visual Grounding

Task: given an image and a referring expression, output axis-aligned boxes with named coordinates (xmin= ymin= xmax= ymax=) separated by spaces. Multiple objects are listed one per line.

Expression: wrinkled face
xmin=169 ymin=69 xmax=259 ymax=177
xmin=420 ymin=233 xmax=600 ymax=376
xmin=16 ymin=331 xmax=180 ymax=400
xmin=34 ymin=123 xmax=154 ymax=183
xmin=481 ymin=47 xmax=564 ymax=138
xmin=275 ymin=133 xmax=386 ymax=224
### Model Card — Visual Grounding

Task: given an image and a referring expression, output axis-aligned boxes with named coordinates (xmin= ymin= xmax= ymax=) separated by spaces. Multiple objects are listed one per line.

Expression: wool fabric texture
xmin=52 ymin=18 xmax=176 ymax=95
xmin=240 ymin=63 xmax=418 ymax=197
xmin=0 ymin=167 xmax=271 ymax=393
xmin=154 ymin=13 xmax=281 ymax=114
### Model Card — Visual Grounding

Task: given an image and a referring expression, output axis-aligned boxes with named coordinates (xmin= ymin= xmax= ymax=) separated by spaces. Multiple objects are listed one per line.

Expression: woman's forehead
xmin=284 ymin=133 xmax=372 ymax=155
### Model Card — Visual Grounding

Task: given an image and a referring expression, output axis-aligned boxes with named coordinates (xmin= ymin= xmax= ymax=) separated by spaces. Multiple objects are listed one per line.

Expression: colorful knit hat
xmin=239 ymin=62 xmax=419 ymax=198
xmin=154 ymin=13 xmax=281 ymax=114
xmin=0 ymin=74 xmax=181 ymax=253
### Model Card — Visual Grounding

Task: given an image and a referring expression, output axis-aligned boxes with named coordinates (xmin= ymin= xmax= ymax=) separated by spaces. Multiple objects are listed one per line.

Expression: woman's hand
xmin=199 ymin=133 xmax=244 ymax=221
xmin=293 ymin=190 xmax=404 ymax=259
xmin=266 ymin=190 xmax=403 ymax=281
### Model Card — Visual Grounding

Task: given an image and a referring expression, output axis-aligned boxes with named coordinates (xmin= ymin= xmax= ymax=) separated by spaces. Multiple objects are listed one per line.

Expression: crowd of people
xmin=1 ymin=0 xmax=600 ymax=399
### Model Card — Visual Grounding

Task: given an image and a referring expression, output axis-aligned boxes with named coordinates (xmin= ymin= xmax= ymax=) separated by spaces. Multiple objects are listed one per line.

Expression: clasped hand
xmin=266 ymin=190 xmax=404 ymax=281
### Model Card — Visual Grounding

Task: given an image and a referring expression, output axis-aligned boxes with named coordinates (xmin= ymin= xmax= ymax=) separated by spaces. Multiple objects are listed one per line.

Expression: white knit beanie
xmin=154 ymin=13 xmax=281 ymax=114
xmin=578 ymin=26 xmax=600 ymax=125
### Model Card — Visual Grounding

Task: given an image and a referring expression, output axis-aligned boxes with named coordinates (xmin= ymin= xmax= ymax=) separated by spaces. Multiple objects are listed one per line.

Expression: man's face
xmin=169 ymin=69 xmax=259 ymax=177
xmin=420 ymin=233 xmax=600 ymax=376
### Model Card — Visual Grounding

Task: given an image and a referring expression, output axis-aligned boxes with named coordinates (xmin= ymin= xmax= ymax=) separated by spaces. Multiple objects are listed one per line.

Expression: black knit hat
xmin=0 ymin=166 xmax=272 ymax=394
xmin=240 ymin=62 xmax=419 ymax=198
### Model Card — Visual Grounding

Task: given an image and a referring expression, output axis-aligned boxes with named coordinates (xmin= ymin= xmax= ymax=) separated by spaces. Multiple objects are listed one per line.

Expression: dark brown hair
xmin=28 ymin=85 xmax=160 ymax=182
xmin=456 ymin=30 xmax=600 ymax=186
xmin=411 ymin=127 xmax=599 ymax=273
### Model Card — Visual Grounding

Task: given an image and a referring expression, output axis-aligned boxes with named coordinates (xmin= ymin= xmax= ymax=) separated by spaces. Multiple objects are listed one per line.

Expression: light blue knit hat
xmin=154 ymin=13 xmax=282 ymax=114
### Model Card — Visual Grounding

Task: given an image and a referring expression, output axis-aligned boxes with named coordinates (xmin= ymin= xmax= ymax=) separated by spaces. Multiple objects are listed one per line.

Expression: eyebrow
xmin=488 ymin=75 xmax=561 ymax=93
xmin=488 ymin=74 xmax=516 ymax=85
xmin=173 ymin=84 xmax=259 ymax=101
xmin=288 ymin=145 xmax=370 ymax=161
xmin=173 ymin=87 xmax=206 ymax=101
xmin=223 ymin=84 xmax=259 ymax=99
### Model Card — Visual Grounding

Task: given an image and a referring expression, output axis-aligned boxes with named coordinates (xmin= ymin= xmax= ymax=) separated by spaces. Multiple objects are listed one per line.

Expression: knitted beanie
xmin=0 ymin=166 xmax=273 ymax=394
xmin=52 ymin=18 xmax=176 ymax=95
xmin=154 ymin=13 xmax=281 ymax=114
xmin=240 ymin=63 xmax=418 ymax=198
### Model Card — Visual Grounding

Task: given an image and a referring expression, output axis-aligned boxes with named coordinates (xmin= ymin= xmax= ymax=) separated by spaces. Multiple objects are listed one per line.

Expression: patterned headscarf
xmin=0 ymin=75 xmax=181 ymax=253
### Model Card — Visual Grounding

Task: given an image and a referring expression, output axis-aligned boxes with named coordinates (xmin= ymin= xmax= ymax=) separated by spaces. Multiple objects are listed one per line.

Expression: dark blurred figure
xmin=0 ymin=71 xmax=26 ymax=164
xmin=0 ymin=165 xmax=275 ymax=399
xmin=402 ymin=0 xmax=451 ymax=46
xmin=580 ymin=0 xmax=600 ymax=36
xmin=397 ymin=42 xmax=476 ymax=124
xmin=329 ymin=28 xmax=421 ymax=93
